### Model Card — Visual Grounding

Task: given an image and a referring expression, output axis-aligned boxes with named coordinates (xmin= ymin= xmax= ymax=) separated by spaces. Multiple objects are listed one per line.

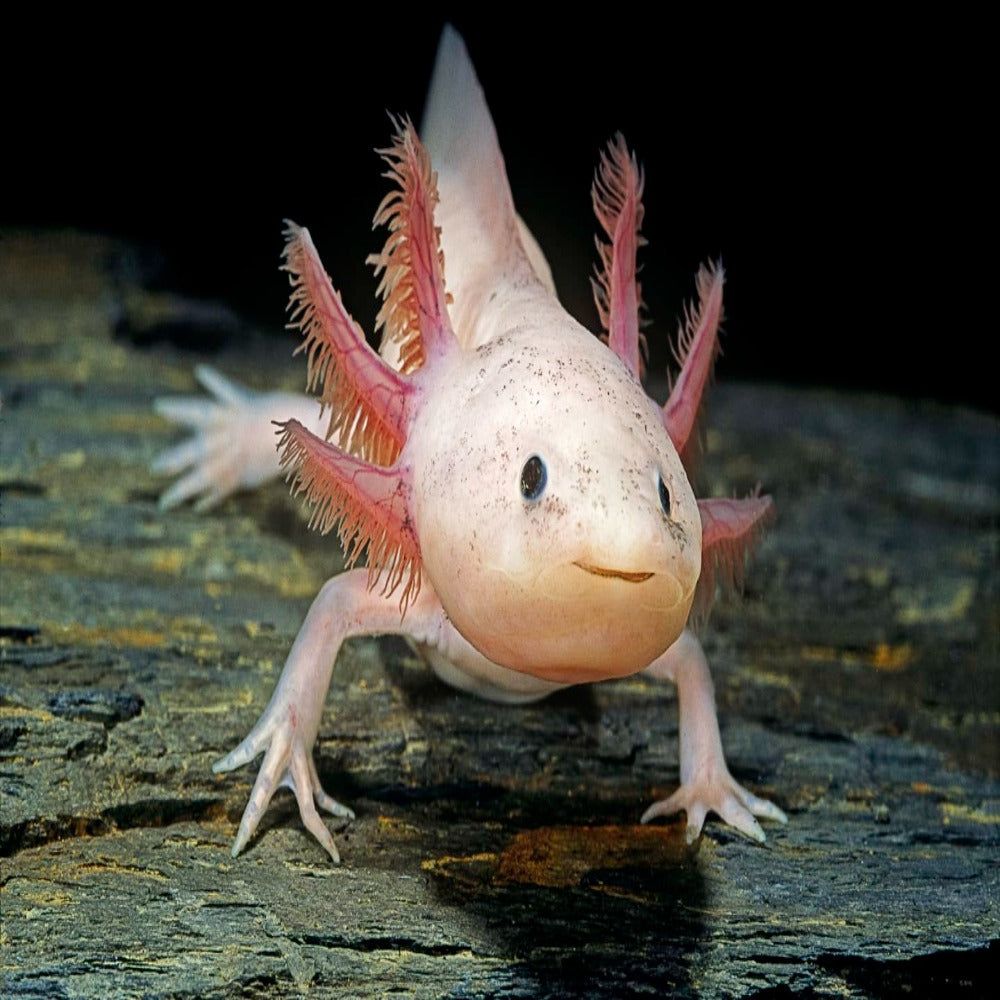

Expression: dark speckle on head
xmin=541 ymin=495 xmax=567 ymax=518
xmin=667 ymin=519 xmax=687 ymax=546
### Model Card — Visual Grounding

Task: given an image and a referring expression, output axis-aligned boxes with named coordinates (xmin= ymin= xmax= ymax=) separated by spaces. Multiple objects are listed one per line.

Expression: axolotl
xmin=153 ymin=26 xmax=786 ymax=862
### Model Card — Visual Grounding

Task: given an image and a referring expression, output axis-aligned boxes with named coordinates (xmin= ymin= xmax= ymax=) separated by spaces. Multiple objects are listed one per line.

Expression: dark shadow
xmin=426 ymin=838 xmax=708 ymax=999
xmin=311 ymin=637 xmax=708 ymax=998
xmin=818 ymin=942 xmax=996 ymax=1000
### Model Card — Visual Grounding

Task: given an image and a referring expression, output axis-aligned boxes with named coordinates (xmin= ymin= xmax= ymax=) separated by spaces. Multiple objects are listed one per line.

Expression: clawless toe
xmin=229 ymin=727 xmax=293 ymax=857
xmin=307 ymin=753 xmax=355 ymax=820
xmin=213 ymin=720 xmax=273 ymax=775
xmin=282 ymin=754 xmax=341 ymax=862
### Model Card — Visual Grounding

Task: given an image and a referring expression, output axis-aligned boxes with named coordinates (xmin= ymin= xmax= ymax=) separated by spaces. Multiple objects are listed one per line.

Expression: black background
xmin=6 ymin=12 xmax=988 ymax=410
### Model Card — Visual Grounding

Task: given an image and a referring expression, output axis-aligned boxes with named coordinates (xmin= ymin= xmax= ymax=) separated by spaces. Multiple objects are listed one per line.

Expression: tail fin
xmin=419 ymin=26 xmax=554 ymax=338
xmin=421 ymin=25 xmax=511 ymax=225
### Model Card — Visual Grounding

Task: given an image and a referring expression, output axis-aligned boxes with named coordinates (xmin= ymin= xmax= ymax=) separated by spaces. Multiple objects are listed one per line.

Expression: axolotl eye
xmin=520 ymin=455 xmax=547 ymax=501
xmin=657 ymin=470 xmax=671 ymax=516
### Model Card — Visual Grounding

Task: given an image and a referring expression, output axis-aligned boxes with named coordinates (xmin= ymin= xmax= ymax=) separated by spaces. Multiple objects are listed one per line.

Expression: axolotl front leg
xmin=642 ymin=630 xmax=787 ymax=844
xmin=214 ymin=569 xmax=449 ymax=861
xmin=590 ymin=138 xmax=786 ymax=843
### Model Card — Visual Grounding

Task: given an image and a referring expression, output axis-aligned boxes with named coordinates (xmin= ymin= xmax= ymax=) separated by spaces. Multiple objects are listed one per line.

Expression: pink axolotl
xmin=153 ymin=26 xmax=785 ymax=862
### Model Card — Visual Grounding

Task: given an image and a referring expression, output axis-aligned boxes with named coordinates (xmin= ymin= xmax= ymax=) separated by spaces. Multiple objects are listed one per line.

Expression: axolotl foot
xmin=641 ymin=765 xmax=787 ymax=845
xmin=152 ymin=365 xmax=325 ymax=511
xmin=213 ymin=706 xmax=354 ymax=863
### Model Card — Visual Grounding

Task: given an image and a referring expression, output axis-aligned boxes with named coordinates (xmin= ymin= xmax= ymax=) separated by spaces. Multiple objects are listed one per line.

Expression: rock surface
xmin=1 ymin=233 xmax=997 ymax=998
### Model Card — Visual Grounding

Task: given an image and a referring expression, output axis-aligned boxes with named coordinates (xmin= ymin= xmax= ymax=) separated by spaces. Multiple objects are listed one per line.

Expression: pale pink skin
xmin=152 ymin=366 xmax=327 ymax=513
xmin=153 ymin=28 xmax=786 ymax=862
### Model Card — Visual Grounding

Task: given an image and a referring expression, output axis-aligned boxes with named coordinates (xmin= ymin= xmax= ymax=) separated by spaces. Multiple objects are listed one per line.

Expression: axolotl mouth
xmin=572 ymin=561 xmax=654 ymax=583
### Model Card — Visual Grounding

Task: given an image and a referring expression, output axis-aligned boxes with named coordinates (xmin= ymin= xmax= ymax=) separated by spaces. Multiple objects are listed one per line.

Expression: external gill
xmin=591 ymin=133 xmax=647 ymax=381
xmin=278 ymin=118 xmax=459 ymax=613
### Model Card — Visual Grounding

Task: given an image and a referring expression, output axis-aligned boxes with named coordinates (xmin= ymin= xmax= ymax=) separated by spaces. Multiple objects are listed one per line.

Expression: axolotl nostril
xmin=152 ymin=25 xmax=785 ymax=862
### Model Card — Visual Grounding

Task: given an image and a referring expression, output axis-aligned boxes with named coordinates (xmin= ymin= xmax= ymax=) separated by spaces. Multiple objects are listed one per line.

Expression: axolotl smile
xmin=573 ymin=562 xmax=654 ymax=582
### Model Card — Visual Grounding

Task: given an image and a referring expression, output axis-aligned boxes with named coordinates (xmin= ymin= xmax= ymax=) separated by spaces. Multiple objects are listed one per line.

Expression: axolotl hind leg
xmin=152 ymin=365 xmax=327 ymax=510
xmin=642 ymin=629 xmax=787 ymax=844
xmin=150 ymin=190 xmax=424 ymax=512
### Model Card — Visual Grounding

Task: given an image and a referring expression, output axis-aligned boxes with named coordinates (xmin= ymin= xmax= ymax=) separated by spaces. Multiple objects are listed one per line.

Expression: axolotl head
xmin=412 ymin=323 xmax=702 ymax=684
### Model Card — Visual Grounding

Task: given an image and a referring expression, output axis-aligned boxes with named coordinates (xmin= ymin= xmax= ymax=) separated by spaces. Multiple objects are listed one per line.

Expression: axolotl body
xmin=154 ymin=27 xmax=786 ymax=862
